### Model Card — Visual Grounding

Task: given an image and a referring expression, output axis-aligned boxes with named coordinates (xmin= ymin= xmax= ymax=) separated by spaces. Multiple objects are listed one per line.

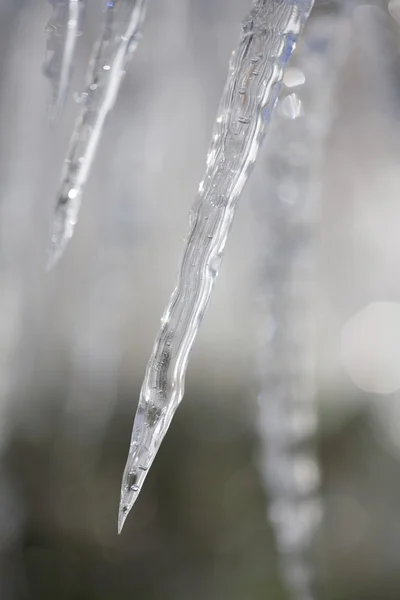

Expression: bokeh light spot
xmin=341 ymin=302 xmax=400 ymax=394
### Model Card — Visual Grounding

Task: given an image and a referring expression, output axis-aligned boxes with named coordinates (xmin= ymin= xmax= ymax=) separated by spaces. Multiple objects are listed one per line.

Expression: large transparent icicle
xmin=118 ymin=0 xmax=315 ymax=534
xmin=44 ymin=0 xmax=85 ymax=120
xmin=47 ymin=0 xmax=148 ymax=269
xmin=255 ymin=5 xmax=350 ymax=599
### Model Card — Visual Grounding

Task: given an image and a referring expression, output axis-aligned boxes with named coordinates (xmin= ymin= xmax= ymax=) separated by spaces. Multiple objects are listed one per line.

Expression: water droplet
xmin=283 ymin=67 xmax=306 ymax=88
xmin=279 ymin=93 xmax=303 ymax=120
xmin=74 ymin=92 xmax=88 ymax=104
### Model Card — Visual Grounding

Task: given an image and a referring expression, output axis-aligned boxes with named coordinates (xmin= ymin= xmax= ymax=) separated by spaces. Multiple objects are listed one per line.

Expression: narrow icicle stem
xmin=47 ymin=0 xmax=148 ymax=269
xmin=118 ymin=0 xmax=315 ymax=534
xmin=44 ymin=0 xmax=85 ymax=121
xmin=255 ymin=5 xmax=350 ymax=599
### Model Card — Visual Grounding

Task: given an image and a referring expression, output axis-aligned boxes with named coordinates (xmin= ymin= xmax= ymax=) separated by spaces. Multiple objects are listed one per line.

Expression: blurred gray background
xmin=0 ymin=1 xmax=400 ymax=598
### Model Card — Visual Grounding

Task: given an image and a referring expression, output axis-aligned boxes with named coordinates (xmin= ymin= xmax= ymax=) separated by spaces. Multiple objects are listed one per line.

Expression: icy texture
xmin=118 ymin=0 xmax=315 ymax=534
xmin=255 ymin=6 xmax=350 ymax=600
xmin=44 ymin=0 xmax=85 ymax=120
xmin=47 ymin=0 xmax=148 ymax=269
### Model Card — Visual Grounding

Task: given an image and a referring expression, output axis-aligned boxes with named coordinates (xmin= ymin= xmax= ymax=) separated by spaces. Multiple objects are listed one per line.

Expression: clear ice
xmin=47 ymin=0 xmax=148 ymax=269
xmin=255 ymin=3 xmax=351 ymax=599
xmin=44 ymin=0 xmax=85 ymax=121
xmin=118 ymin=0 xmax=315 ymax=534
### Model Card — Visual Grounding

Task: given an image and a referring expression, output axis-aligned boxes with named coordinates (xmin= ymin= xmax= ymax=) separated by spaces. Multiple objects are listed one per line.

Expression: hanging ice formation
xmin=44 ymin=0 xmax=86 ymax=121
xmin=118 ymin=0 xmax=315 ymax=534
xmin=255 ymin=3 xmax=351 ymax=599
xmin=47 ymin=0 xmax=148 ymax=269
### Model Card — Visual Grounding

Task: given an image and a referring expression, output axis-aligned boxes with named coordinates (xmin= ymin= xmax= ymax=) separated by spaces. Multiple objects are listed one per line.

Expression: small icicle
xmin=118 ymin=0 xmax=315 ymax=534
xmin=254 ymin=4 xmax=351 ymax=600
xmin=47 ymin=0 xmax=148 ymax=269
xmin=44 ymin=0 xmax=85 ymax=121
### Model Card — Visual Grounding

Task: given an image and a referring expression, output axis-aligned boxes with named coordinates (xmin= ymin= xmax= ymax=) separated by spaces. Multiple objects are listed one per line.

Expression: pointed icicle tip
xmin=118 ymin=501 xmax=130 ymax=535
xmin=46 ymin=202 xmax=75 ymax=271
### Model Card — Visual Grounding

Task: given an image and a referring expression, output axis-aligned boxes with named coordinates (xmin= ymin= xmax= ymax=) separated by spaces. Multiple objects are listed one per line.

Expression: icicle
xmin=118 ymin=0 xmax=315 ymax=534
xmin=47 ymin=0 xmax=148 ymax=269
xmin=254 ymin=4 xmax=351 ymax=599
xmin=44 ymin=0 xmax=85 ymax=121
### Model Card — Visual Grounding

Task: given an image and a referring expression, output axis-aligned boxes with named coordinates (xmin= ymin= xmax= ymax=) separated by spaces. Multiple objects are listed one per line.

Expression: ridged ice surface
xmin=47 ymin=0 xmax=148 ymax=269
xmin=44 ymin=0 xmax=85 ymax=120
xmin=255 ymin=6 xmax=350 ymax=600
xmin=118 ymin=0 xmax=315 ymax=534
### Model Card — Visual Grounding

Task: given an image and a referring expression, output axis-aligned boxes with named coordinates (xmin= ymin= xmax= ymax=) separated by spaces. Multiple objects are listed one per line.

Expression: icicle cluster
xmin=118 ymin=0 xmax=315 ymax=533
xmin=44 ymin=0 xmax=85 ymax=120
xmin=47 ymin=0 xmax=148 ymax=269
xmin=255 ymin=4 xmax=350 ymax=599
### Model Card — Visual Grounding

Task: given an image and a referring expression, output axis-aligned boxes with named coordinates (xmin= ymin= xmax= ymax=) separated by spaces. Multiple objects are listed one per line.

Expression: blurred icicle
xmin=118 ymin=0 xmax=315 ymax=534
xmin=44 ymin=0 xmax=85 ymax=121
xmin=355 ymin=3 xmax=400 ymax=117
xmin=47 ymin=0 xmax=148 ymax=269
xmin=389 ymin=0 xmax=400 ymax=25
xmin=254 ymin=4 xmax=351 ymax=599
